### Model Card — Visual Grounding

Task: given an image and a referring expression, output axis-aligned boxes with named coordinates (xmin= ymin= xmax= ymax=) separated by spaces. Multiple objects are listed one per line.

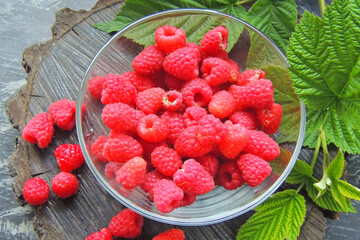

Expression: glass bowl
xmin=76 ymin=9 xmax=306 ymax=226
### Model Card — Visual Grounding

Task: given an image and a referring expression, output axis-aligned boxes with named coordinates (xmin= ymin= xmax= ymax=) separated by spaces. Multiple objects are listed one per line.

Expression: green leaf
xmin=327 ymin=150 xmax=344 ymax=179
xmin=286 ymin=160 xmax=313 ymax=184
xmin=336 ymin=179 xmax=360 ymax=201
xmin=236 ymin=190 xmax=306 ymax=240
xmin=331 ymin=179 xmax=349 ymax=210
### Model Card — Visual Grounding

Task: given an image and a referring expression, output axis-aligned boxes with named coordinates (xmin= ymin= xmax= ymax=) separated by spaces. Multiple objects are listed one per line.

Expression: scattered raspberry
xmin=198 ymin=114 xmax=227 ymax=143
xmin=226 ymin=59 xmax=240 ymax=83
xmin=116 ymin=157 xmax=147 ymax=189
xmin=103 ymin=134 xmax=143 ymax=163
xmin=160 ymin=111 xmax=185 ymax=144
xmin=140 ymin=170 xmax=169 ymax=200
xmin=256 ymin=103 xmax=283 ymax=134
xmin=164 ymin=74 xmax=184 ymax=91
xmin=51 ymin=172 xmax=78 ymax=198
xmin=229 ymin=111 xmax=260 ymax=130
xmin=136 ymin=87 xmax=166 ymax=114
xmin=153 ymin=179 xmax=184 ymax=213
xmin=195 ymin=154 xmax=219 ymax=177
xmin=218 ymin=121 xmax=249 ymax=159
xmin=137 ymin=114 xmax=168 ymax=142
xmin=108 ymin=208 xmax=143 ymax=238
xmin=85 ymin=228 xmax=112 ymax=240
xmin=153 ymin=229 xmax=185 ymax=240
xmin=22 ymin=112 xmax=54 ymax=148
xmin=22 ymin=177 xmax=49 ymax=206
xmin=151 ymin=146 xmax=182 ymax=177
xmin=91 ymin=136 xmax=108 ymax=162
xmin=163 ymin=90 xmax=183 ymax=111
xmin=215 ymin=162 xmax=244 ymax=190
xmin=139 ymin=139 xmax=168 ymax=159
xmin=54 ymin=144 xmax=84 ymax=172
xmin=183 ymin=106 xmax=207 ymax=127
xmin=120 ymin=71 xmax=155 ymax=92
xmin=155 ymin=25 xmax=187 ymax=53
xmin=200 ymin=26 xmax=228 ymax=55
xmin=172 ymin=193 xmax=197 ymax=209
xmin=101 ymin=74 xmax=137 ymax=105
xmin=182 ymin=78 xmax=213 ymax=107
xmin=132 ymin=44 xmax=166 ymax=75
xmin=105 ymin=162 xmax=123 ymax=180
xmin=88 ymin=76 xmax=105 ymax=99
xmin=208 ymin=90 xmax=236 ymax=118
xmin=243 ymin=130 xmax=280 ymax=161
xmin=237 ymin=154 xmax=272 ymax=187
xmin=237 ymin=69 xmax=266 ymax=86
xmin=201 ymin=57 xmax=230 ymax=86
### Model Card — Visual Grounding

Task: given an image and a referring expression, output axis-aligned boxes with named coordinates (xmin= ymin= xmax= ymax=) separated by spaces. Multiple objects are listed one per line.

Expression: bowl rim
xmin=76 ymin=8 xmax=306 ymax=226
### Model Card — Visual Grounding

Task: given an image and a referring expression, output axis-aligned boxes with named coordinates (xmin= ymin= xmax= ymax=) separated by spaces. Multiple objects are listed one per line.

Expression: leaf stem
xmin=296 ymin=181 xmax=306 ymax=193
xmin=236 ymin=0 xmax=254 ymax=5
xmin=310 ymin=132 xmax=322 ymax=169
xmin=319 ymin=0 xmax=326 ymax=16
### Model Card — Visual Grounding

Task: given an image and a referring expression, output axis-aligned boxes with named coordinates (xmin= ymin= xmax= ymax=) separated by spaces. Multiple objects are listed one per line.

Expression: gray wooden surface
xmin=0 ymin=0 xmax=359 ymax=239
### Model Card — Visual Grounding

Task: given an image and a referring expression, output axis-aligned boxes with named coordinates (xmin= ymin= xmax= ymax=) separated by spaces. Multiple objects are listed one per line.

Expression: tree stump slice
xmin=6 ymin=0 xmax=328 ymax=239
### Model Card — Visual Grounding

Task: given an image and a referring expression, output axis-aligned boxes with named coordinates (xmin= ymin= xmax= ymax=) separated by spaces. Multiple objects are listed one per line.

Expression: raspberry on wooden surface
xmin=132 ymin=44 xmax=166 ymax=75
xmin=155 ymin=25 xmax=187 ymax=53
xmin=22 ymin=112 xmax=54 ymax=149
xmin=218 ymin=121 xmax=249 ymax=159
xmin=54 ymin=144 xmax=84 ymax=172
xmin=108 ymin=208 xmax=143 ymax=238
xmin=22 ymin=177 xmax=49 ymax=206
xmin=237 ymin=154 xmax=272 ymax=187
xmin=85 ymin=227 xmax=113 ymax=240
xmin=242 ymin=130 xmax=280 ymax=161
xmin=229 ymin=111 xmax=260 ymax=130
xmin=153 ymin=228 xmax=185 ymax=240
xmin=151 ymin=146 xmax=182 ymax=177
xmin=182 ymin=78 xmax=213 ymax=107
xmin=215 ymin=162 xmax=244 ymax=190
xmin=137 ymin=114 xmax=168 ymax=142
xmin=200 ymin=26 xmax=229 ymax=55
xmin=116 ymin=157 xmax=147 ymax=189
xmin=136 ymin=87 xmax=166 ymax=114
xmin=51 ymin=172 xmax=79 ymax=198
xmin=88 ymin=76 xmax=105 ymax=99
xmin=208 ymin=90 xmax=236 ymax=118
xmin=201 ymin=57 xmax=231 ymax=86
xmin=256 ymin=103 xmax=283 ymax=134
xmin=101 ymin=74 xmax=137 ymax=105
xmin=237 ymin=69 xmax=266 ymax=86
xmin=153 ymin=179 xmax=184 ymax=213
xmin=91 ymin=135 xmax=108 ymax=163
xmin=162 ymin=90 xmax=183 ymax=111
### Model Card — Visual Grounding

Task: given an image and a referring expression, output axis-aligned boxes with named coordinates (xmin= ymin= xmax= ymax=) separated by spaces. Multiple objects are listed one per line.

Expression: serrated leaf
xmin=327 ymin=150 xmax=345 ymax=179
xmin=236 ymin=190 xmax=306 ymax=240
xmin=286 ymin=160 xmax=313 ymax=184
xmin=331 ymin=179 xmax=349 ymax=210
xmin=336 ymin=179 xmax=360 ymax=201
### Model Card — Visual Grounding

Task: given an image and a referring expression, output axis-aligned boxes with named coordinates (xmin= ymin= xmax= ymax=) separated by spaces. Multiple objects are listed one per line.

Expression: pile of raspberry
xmin=88 ymin=25 xmax=283 ymax=214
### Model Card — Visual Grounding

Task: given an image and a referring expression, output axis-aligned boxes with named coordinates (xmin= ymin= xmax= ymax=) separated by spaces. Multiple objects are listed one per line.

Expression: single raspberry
xmin=160 ymin=111 xmax=185 ymax=144
xmin=243 ymin=130 xmax=280 ymax=161
xmin=132 ymin=44 xmax=166 ymax=75
xmin=237 ymin=69 xmax=266 ymax=86
xmin=195 ymin=154 xmax=219 ymax=177
xmin=139 ymin=139 xmax=168 ymax=159
xmin=229 ymin=79 xmax=274 ymax=109
xmin=22 ymin=112 xmax=54 ymax=148
xmin=186 ymin=42 xmax=202 ymax=63
xmin=105 ymin=162 xmax=123 ymax=180
xmin=173 ymin=159 xmax=214 ymax=195
xmin=153 ymin=229 xmax=185 ymax=240
xmin=182 ymin=78 xmax=213 ymax=107
xmin=215 ymin=162 xmax=244 ymax=190
xmin=116 ymin=157 xmax=147 ymax=189
xmin=198 ymin=114 xmax=227 ymax=143
xmin=51 ymin=172 xmax=78 ymax=198
xmin=208 ymin=90 xmax=236 ymax=118
xmin=137 ymin=114 xmax=168 ymax=142
xmin=136 ymin=87 xmax=166 ymax=114
xmin=237 ymin=154 xmax=272 ymax=187
xmin=200 ymin=26 xmax=228 ymax=55
xmin=256 ymin=103 xmax=283 ymax=134
xmin=85 ymin=228 xmax=112 ymax=240
xmin=140 ymin=170 xmax=169 ymax=200
xmin=54 ymin=144 xmax=84 ymax=172
xmin=183 ymin=106 xmax=207 ymax=127
xmin=226 ymin=59 xmax=240 ymax=83
xmin=155 ymin=25 xmax=187 ymax=53
xmin=218 ymin=121 xmax=249 ymax=159
xmin=121 ymin=71 xmax=155 ymax=92
xmin=108 ymin=208 xmax=143 ymax=238
xmin=201 ymin=57 xmax=230 ymax=86
xmin=88 ymin=76 xmax=105 ymax=99
xmin=163 ymin=90 xmax=183 ymax=111
xmin=101 ymin=74 xmax=137 ymax=105
xmin=163 ymin=47 xmax=200 ymax=81
xmin=22 ymin=177 xmax=49 ymax=206
xmin=172 ymin=193 xmax=197 ymax=209
xmin=229 ymin=111 xmax=260 ymax=130
xmin=91 ymin=136 xmax=108 ymax=162
xmin=153 ymin=179 xmax=184 ymax=213
xmin=103 ymin=133 xmax=143 ymax=163
xmin=151 ymin=146 xmax=182 ymax=177
xmin=164 ymin=74 xmax=184 ymax=91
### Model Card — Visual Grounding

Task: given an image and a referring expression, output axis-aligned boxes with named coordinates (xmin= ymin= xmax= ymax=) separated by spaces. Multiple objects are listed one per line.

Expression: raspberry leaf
xmin=326 ymin=150 xmax=344 ymax=180
xmin=286 ymin=160 xmax=313 ymax=184
xmin=236 ymin=190 xmax=306 ymax=240
xmin=336 ymin=179 xmax=360 ymax=201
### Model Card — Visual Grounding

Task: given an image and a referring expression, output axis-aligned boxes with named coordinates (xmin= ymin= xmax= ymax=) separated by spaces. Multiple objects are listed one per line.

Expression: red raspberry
xmin=85 ymin=228 xmax=112 ymax=240
xmin=149 ymin=70 xmax=166 ymax=89
xmin=153 ymin=179 xmax=184 ymax=213
xmin=121 ymin=71 xmax=155 ymax=92
xmin=237 ymin=154 xmax=272 ymax=187
xmin=163 ymin=47 xmax=200 ymax=81
xmin=151 ymin=146 xmax=182 ymax=177
xmin=208 ymin=90 xmax=236 ymax=118
xmin=137 ymin=114 xmax=168 ymax=142
xmin=139 ymin=139 xmax=168 ymax=159
xmin=215 ymin=162 xmax=244 ymax=190
xmin=140 ymin=170 xmax=169 ymax=200
xmin=108 ymin=208 xmax=143 ymax=238
xmin=195 ymin=154 xmax=219 ymax=177
xmin=226 ymin=59 xmax=240 ymax=83
xmin=155 ymin=25 xmax=187 ymax=53
xmin=116 ymin=157 xmax=147 ymax=189
xmin=201 ymin=57 xmax=230 ymax=86
xmin=51 ymin=172 xmax=78 ymax=198
xmin=103 ymin=133 xmax=143 ymax=163
xmin=182 ymin=78 xmax=213 ymax=107
xmin=173 ymin=159 xmax=214 ymax=195
xmin=173 ymin=193 xmax=197 ymax=209
xmin=91 ymin=135 xmax=108 ymax=162
xmin=105 ymin=162 xmax=123 ymax=180
xmin=160 ymin=111 xmax=185 ymax=144
xmin=54 ymin=144 xmax=84 ymax=172
xmin=229 ymin=79 xmax=274 ymax=109
xmin=153 ymin=229 xmax=185 ymax=240
xmin=218 ymin=121 xmax=249 ymax=159
xmin=22 ymin=112 xmax=54 ymax=148
xmin=164 ymin=74 xmax=184 ymax=91
xmin=132 ymin=44 xmax=166 ymax=75
xmin=136 ymin=87 xmax=166 ymax=114
xmin=22 ymin=177 xmax=49 ymax=206
xmin=186 ymin=42 xmax=202 ymax=63
xmin=163 ymin=90 xmax=183 ymax=111
xmin=200 ymin=26 xmax=228 ymax=55
xmin=243 ymin=130 xmax=280 ymax=161
xmin=256 ymin=103 xmax=283 ymax=134
xmin=88 ymin=76 xmax=105 ymax=99
xmin=198 ymin=114 xmax=227 ymax=143
xmin=237 ymin=69 xmax=266 ymax=86
xmin=183 ymin=106 xmax=207 ymax=127
xmin=229 ymin=111 xmax=260 ymax=130
xmin=101 ymin=74 xmax=137 ymax=105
